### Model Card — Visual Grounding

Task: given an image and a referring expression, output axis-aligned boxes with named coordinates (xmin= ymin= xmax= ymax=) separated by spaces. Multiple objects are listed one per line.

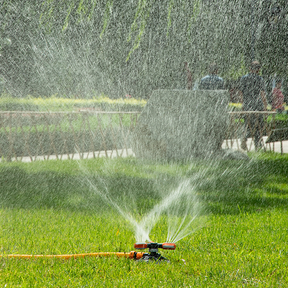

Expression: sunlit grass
xmin=0 ymin=94 xmax=147 ymax=112
xmin=0 ymin=153 xmax=288 ymax=286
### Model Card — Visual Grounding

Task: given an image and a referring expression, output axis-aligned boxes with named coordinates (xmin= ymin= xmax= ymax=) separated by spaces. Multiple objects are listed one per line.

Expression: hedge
xmin=0 ymin=129 xmax=130 ymax=159
xmin=0 ymin=95 xmax=146 ymax=112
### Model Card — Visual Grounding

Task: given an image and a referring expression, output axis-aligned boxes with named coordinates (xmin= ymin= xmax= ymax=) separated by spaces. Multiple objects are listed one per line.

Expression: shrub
xmin=0 ymin=96 xmax=39 ymax=111
xmin=0 ymin=94 xmax=147 ymax=112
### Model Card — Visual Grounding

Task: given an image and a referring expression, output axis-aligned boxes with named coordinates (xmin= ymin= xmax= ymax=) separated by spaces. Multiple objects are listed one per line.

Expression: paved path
xmin=0 ymin=149 xmax=135 ymax=163
xmin=1 ymin=139 xmax=287 ymax=163
xmin=223 ymin=136 xmax=288 ymax=154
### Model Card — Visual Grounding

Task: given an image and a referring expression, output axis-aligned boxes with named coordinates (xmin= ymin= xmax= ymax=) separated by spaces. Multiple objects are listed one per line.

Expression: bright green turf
xmin=0 ymin=153 xmax=288 ymax=287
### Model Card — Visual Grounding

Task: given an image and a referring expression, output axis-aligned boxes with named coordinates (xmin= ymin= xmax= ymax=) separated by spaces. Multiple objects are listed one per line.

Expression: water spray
xmin=1 ymin=242 xmax=176 ymax=263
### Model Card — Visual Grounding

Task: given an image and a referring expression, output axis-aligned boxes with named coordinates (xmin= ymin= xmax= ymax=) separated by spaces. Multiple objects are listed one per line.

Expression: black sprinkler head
xmin=134 ymin=242 xmax=176 ymax=263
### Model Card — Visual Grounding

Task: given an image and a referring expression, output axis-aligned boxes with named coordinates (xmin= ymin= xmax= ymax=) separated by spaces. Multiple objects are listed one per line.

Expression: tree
xmin=0 ymin=0 xmax=287 ymax=98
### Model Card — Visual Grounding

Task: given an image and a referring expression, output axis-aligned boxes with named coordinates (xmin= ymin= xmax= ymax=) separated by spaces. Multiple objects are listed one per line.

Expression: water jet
xmin=131 ymin=89 xmax=230 ymax=161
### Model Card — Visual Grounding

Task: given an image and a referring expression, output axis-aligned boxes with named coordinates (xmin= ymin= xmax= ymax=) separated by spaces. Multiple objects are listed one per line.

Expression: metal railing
xmin=0 ymin=111 xmax=140 ymax=161
xmin=0 ymin=110 xmax=283 ymax=162
xmin=224 ymin=111 xmax=277 ymax=152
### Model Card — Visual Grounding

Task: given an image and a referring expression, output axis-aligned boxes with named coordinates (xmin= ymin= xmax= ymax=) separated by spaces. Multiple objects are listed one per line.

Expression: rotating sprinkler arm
xmin=134 ymin=242 xmax=176 ymax=262
xmin=134 ymin=242 xmax=176 ymax=250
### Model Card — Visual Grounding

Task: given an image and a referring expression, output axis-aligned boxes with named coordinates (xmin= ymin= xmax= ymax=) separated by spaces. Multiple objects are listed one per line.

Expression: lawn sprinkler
xmin=134 ymin=242 xmax=176 ymax=263
xmin=1 ymin=242 xmax=176 ymax=263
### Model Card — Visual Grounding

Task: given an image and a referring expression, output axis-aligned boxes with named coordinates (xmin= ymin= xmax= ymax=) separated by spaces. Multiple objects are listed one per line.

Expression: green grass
xmin=0 ymin=94 xmax=146 ymax=112
xmin=0 ymin=112 xmax=137 ymax=132
xmin=0 ymin=154 xmax=288 ymax=287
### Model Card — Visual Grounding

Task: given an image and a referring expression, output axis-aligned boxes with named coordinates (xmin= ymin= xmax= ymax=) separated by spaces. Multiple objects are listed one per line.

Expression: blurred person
xmin=184 ymin=61 xmax=193 ymax=90
xmin=272 ymin=78 xmax=285 ymax=113
xmin=239 ymin=60 xmax=268 ymax=151
xmin=198 ymin=62 xmax=224 ymax=90
xmin=227 ymin=78 xmax=242 ymax=103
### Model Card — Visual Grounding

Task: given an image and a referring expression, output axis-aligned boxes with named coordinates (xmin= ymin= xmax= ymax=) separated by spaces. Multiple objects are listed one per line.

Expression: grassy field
xmin=0 ymin=94 xmax=146 ymax=112
xmin=0 ymin=153 xmax=288 ymax=287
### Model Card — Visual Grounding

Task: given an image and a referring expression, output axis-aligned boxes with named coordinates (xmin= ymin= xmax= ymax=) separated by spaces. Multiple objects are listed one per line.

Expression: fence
xmin=0 ymin=110 xmax=283 ymax=162
xmin=224 ymin=111 xmax=277 ymax=152
xmin=0 ymin=111 xmax=139 ymax=161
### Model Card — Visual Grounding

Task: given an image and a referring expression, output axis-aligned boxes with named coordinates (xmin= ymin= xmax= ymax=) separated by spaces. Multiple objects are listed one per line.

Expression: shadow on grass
xmin=0 ymin=166 xmax=159 ymax=213
xmin=196 ymin=155 xmax=288 ymax=214
xmin=0 ymin=154 xmax=287 ymax=216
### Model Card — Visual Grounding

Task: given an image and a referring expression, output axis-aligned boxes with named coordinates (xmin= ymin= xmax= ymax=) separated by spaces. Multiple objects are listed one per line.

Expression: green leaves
xmin=126 ymin=0 xmax=153 ymax=61
xmin=100 ymin=0 xmax=113 ymax=39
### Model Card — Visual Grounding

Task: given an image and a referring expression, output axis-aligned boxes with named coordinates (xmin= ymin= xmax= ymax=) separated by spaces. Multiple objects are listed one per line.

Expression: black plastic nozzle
xmin=134 ymin=242 xmax=176 ymax=263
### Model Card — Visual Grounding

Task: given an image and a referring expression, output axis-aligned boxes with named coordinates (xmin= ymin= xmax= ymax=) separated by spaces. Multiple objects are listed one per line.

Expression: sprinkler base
xmin=134 ymin=242 xmax=176 ymax=263
xmin=137 ymin=252 xmax=170 ymax=263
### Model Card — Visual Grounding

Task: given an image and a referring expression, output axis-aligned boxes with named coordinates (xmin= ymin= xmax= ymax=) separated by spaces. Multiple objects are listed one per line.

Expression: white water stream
xmin=78 ymin=159 xmax=206 ymax=243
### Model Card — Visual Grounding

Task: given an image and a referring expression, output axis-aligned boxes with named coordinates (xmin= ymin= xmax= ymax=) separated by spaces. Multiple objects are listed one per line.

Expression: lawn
xmin=0 ymin=153 xmax=288 ymax=287
xmin=0 ymin=94 xmax=146 ymax=112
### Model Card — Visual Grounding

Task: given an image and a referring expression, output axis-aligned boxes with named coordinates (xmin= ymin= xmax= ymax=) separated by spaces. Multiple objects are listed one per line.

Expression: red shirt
xmin=272 ymin=87 xmax=284 ymax=110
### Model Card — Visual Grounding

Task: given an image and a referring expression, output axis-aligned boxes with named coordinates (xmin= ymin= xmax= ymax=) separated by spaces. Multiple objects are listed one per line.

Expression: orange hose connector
xmin=0 ymin=251 xmax=144 ymax=260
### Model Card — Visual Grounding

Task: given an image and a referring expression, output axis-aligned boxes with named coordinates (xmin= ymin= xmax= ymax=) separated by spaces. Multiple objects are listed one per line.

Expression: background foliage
xmin=0 ymin=0 xmax=287 ymax=98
